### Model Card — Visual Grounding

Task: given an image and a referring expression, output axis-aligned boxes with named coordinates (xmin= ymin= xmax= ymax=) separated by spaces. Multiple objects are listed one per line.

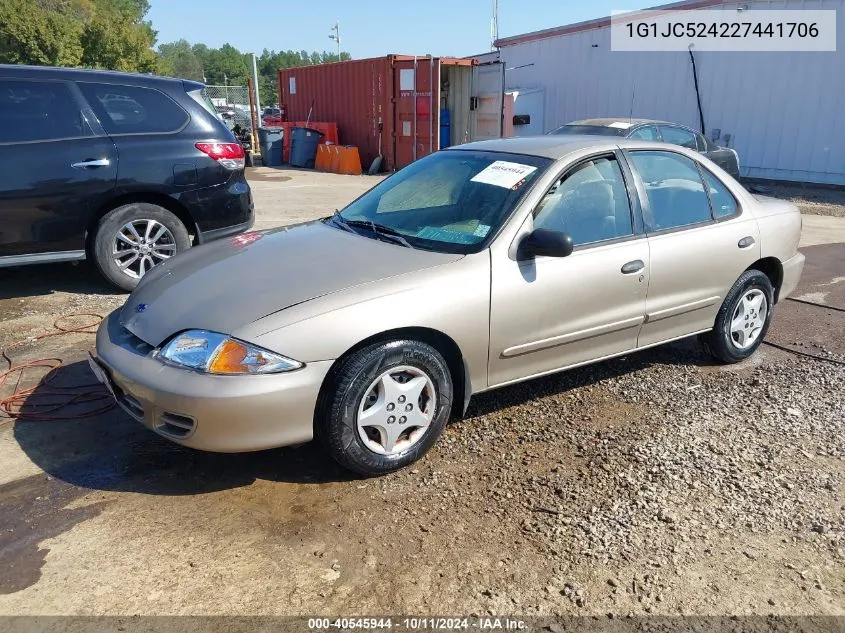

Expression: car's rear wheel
xmin=317 ymin=339 xmax=453 ymax=476
xmin=93 ymin=203 xmax=191 ymax=291
xmin=700 ymin=269 xmax=774 ymax=363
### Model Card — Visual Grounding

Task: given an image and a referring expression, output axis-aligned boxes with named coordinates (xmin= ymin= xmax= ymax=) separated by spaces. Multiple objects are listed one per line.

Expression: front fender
xmin=234 ymin=253 xmax=492 ymax=395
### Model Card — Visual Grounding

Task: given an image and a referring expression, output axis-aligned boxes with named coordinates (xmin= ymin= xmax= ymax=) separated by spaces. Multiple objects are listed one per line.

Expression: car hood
xmin=120 ymin=221 xmax=463 ymax=347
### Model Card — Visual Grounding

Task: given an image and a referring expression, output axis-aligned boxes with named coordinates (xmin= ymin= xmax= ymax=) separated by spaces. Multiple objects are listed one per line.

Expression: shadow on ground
xmin=0 ymin=261 xmax=122 ymax=301
xmin=13 ymin=339 xmax=711 ymax=497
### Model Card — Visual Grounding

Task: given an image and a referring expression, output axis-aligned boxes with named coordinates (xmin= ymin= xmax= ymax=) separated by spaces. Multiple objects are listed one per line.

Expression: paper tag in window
xmin=473 ymin=224 xmax=491 ymax=237
xmin=471 ymin=161 xmax=537 ymax=189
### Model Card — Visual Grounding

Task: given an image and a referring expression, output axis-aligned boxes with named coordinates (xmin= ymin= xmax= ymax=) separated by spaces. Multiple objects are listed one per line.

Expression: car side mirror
xmin=518 ymin=228 xmax=574 ymax=259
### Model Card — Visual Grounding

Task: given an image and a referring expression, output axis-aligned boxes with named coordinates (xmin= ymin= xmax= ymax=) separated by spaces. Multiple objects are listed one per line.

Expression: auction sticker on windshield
xmin=471 ymin=161 xmax=538 ymax=189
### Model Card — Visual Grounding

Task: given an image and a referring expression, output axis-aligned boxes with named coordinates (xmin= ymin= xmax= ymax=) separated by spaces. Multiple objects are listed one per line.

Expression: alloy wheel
xmin=112 ymin=219 xmax=177 ymax=279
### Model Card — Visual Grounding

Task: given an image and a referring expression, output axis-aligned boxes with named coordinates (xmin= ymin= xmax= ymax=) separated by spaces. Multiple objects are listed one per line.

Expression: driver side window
xmin=533 ymin=155 xmax=634 ymax=246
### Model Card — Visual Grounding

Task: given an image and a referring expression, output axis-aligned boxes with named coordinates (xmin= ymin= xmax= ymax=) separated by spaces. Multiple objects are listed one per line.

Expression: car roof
xmin=563 ymin=118 xmax=694 ymax=129
xmin=0 ymin=64 xmax=204 ymax=91
xmin=448 ymin=135 xmax=700 ymax=160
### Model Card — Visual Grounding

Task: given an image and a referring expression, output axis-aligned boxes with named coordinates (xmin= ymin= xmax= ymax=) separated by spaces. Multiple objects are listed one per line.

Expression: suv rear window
xmin=77 ymin=82 xmax=188 ymax=135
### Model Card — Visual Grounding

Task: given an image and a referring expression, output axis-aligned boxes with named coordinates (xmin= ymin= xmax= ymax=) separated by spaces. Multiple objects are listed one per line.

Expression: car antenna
xmin=629 ymin=82 xmax=635 ymax=123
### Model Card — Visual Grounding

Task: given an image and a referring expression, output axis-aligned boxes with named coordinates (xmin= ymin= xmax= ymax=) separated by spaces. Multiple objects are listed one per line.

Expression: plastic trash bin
xmin=289 ymin=127 xmax=324 ymax=168
xmin=440 ymin=109 xmax=451 ymax=149
xmin=257 ymin=127 xmax=283 ymax=166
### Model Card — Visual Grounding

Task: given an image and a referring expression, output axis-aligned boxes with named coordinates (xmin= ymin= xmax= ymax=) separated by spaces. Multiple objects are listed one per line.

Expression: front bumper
xmin=93 ymin=310 xmax=332 ymax=452
xmin=778 ymin=251 xmax=806 ymax=302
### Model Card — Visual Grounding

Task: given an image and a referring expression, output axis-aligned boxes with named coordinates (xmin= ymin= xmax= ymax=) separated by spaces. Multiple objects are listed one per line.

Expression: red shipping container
xmin=278 ymin=55 xmax=500 ymax=172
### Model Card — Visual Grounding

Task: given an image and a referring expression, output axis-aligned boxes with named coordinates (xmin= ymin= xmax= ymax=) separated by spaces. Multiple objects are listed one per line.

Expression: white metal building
xmin=492 ymin=0 xmax=845 ymax=185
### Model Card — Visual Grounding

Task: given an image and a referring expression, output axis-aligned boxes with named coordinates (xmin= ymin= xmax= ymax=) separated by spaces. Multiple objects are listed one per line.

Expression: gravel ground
xmin=367 ymin=339 xmax=845 ymax=615
xmin=748 ymin=182 xmax=845 ymax=218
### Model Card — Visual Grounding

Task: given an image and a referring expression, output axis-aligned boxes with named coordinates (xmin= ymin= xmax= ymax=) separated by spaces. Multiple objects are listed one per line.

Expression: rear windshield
xmin=551 ymin=124 xmax=627 ymax=137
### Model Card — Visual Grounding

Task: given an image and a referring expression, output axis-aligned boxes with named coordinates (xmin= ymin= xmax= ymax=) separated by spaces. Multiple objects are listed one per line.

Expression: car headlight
xmin=156 ymin=330 xmax=302 ymax=375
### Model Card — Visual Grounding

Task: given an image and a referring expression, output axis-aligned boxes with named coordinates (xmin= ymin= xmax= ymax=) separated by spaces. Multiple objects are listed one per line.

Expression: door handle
xmin=738 ymin=236 xmax=756 ymax=249
xmin=621 ymin=260 xmax=645 ymax=274
xmin=71 ymin=158 xmax=110 ymax=169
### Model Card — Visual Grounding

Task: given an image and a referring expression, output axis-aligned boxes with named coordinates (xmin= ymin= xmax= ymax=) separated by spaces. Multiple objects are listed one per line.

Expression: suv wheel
xmin=93 ymin=203 xmax=191 ymax=291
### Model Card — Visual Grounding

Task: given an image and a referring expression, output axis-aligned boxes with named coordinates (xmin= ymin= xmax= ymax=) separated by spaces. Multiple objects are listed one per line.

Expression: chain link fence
xmin=204 ymin=85 xmax=255 ymax=131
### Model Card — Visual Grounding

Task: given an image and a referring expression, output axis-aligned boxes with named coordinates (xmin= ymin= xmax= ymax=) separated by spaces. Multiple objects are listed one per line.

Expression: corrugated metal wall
xmin=496 ymin=0 xmax=845 ymax=184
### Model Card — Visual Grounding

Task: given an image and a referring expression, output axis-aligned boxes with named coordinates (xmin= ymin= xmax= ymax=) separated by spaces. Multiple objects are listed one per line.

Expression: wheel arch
xmin=316 ymin=326 xmax=472 ymax=426
xmin=84 ymin=193 xmax=199 ymax=255
xmin=746 ymin=257 xmax=783 ymax=303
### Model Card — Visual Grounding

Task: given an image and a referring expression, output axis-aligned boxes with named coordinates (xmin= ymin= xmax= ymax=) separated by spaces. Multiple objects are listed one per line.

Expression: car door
xmin=487 ymin=151 xmax=649 ymax=387
xmin=624 ymin=149 xmax=760 ymax=348
xmin=0 ymin=77 xmax=117 ymax=260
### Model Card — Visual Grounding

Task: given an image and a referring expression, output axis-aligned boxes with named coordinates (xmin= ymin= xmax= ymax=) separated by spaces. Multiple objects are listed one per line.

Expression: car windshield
xmin=336 ymin=150 xmax=551 ymax=254
xmin=551 ymin=124 xmax=627 ymax=137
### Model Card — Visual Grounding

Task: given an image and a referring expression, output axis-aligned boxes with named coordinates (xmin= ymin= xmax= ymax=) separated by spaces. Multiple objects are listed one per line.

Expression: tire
xmin=92 ymin=203 xmax=191 ymax=292
xmin=700 ymin=269 xmax=774 ymax=364
xmin=317 ymin=339 xmax=453 ymax=476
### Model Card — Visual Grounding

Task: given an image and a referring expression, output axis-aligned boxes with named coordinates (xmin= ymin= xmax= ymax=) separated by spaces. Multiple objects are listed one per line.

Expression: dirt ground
xmin=0 ymin=168 xmax=844 ymax=618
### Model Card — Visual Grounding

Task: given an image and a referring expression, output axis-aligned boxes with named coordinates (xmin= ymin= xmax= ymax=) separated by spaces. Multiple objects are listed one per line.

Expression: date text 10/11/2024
xmin=307 ymin=617 xmax=528 ymax=630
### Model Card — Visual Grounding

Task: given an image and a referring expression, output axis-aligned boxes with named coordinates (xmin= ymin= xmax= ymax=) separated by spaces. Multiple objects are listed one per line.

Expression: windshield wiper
xmin=328 ymin=209 xmax=357 ymax=234
xmin=344 ymin=219 xmax=414 ymax=248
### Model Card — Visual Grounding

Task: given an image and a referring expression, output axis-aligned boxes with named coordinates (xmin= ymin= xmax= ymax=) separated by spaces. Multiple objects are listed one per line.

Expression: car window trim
xmin=658 ymin=124 xmax=699 ymax=150
xmin=0 ymin=77 xmax=103 ymax=145
xmin=529 ymin=150 xmax=644 ymax=251
xmin=75 ymin=80 xmax=191 ymax=136
xmin=623 ymin=147 xmax=735 ymax=236
xmin=695 ymin=162 xmax=743 ymax=223
xmin=627 ymin=124 xmax=658 ymax=142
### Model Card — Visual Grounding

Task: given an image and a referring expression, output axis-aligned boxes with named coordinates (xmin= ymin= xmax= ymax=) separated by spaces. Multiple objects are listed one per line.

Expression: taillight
xmin=195 ymin=142 xmax=245 ymax=170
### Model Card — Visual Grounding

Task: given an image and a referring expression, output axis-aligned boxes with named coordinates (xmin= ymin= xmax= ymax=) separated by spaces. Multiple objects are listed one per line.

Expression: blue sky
xmin=147 ymin=0 xmax=638 ymax=57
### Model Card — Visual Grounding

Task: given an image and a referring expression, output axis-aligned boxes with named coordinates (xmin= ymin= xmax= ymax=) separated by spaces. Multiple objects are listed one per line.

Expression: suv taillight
xmin=195 ymin=142 xmax=245 ymax=170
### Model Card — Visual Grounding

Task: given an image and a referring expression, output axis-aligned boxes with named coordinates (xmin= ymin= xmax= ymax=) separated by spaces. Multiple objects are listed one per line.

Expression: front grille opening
xmin=117 ymin=390 xmax=145 ymax=420
xmin=157 ymin=412 xmax=196 ymax=439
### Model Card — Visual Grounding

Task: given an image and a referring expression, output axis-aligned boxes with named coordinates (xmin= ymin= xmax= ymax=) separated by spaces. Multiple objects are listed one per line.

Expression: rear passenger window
xmin=77 ymin=83 xmax=188 ymax=135
xmin=0 ymin=79 xmax=90 ymax=143
xmin=659 ymin=126 xmax=698 ymax=150
xmin=702 ymin=169 xmax=738 ymax=218
xmin=629 ymin=151 xmax=712 ymax=231
xmin=629 ymin=126 xmax=658 ymax=141
xmin=534 ymin=155 xmax=634 ymax=246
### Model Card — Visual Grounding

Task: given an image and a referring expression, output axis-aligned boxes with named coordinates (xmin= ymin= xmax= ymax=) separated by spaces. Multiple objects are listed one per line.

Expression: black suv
xmin=0 ymin=65 xmax=254 ymax=290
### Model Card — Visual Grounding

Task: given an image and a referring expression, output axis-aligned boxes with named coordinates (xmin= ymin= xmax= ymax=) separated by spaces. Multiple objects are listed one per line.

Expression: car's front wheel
xmin=93 ymin=203 xmax=191 ymax=291
xmin=700 ymin=269 xmax=774 ymax=363
xmin=317 ymin=339 xmax=453 ymax=476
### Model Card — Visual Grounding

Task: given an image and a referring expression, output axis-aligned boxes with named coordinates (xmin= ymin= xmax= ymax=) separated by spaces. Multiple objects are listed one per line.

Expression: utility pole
xmin=490 ymin=0 xmax=499 ymax=50
xmin=329 ymin=21 xmax=340 ymax=59
xmin=251 ymin=53 xmax=262 ymax=112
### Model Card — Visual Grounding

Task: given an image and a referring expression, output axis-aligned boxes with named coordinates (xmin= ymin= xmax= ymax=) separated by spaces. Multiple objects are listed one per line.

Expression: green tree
xmin=158 ymin=39 xmax=204 ymax=81
xmin=0 ymin=0 xmax=159 ymax=72
xmin=200 ymin=43 xmax=249 ymax=86
xmin=0 ymin=0 xmax=87 ymax=66
xmin=79 ymin=0 xmax=159 ymax=72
